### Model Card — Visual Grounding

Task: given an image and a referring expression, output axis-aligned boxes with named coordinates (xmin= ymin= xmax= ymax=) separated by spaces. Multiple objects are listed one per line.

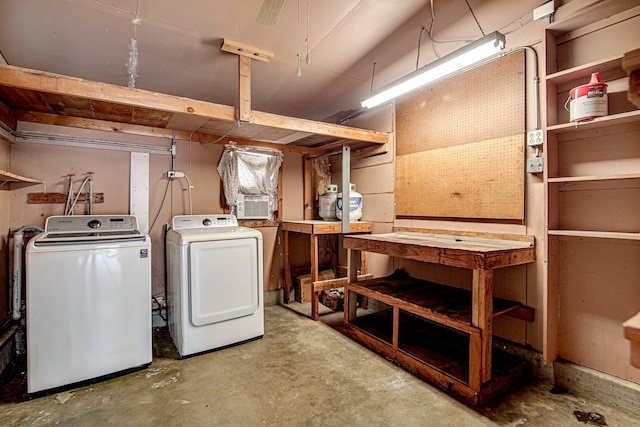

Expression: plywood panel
xmin=394 ymin=51 xmax=525 ymax=220
xmin=396 ymin=51 xmax=525 ymax=156
xmin=558 ymin=238 xmax=640 ymax=383
xmin=396 ymin=136 xmax=524 ymax=219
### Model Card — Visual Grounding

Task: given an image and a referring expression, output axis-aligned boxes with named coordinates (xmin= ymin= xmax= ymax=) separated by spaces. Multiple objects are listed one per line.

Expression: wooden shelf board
xmin=280 ymin=220 xmax=373 ymax=235
xmin=546 ymin=55 xmax=623 ymax=85
xmin=346 ymin=271 xmax=529 ymax=335
xmin=344 ymin=313 xmax=529 ymax=406
xmin=547 ymin=110 xmax=640 ymax=134
xmin=548 ymin=229 xmax=640 ymax=240
xmin=548 ymin=173 xmax=640 ymax=183
xmin=0 ymin=169 xmax=43 ymax=185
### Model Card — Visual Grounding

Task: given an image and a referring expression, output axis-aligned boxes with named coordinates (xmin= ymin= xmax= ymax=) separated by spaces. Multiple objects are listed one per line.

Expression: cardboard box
xmin=295 ymin=269 xmax=335 ymax=303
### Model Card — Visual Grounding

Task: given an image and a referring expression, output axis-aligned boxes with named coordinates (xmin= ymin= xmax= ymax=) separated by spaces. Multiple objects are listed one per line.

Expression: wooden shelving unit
xmin=342 ymin=230 xmax=535 ymax=406
xmin=280 ymin=220 xmax=373 ymax=320
xmin=542 ymin=5 xmax=640 ymax=373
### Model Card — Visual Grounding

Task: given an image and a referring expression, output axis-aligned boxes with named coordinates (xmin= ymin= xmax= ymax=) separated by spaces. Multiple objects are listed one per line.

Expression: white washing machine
xmin=26 ymin=215 xmax=152 ymax=394
xmin=166 ymin=214 xmax=264 ymax=357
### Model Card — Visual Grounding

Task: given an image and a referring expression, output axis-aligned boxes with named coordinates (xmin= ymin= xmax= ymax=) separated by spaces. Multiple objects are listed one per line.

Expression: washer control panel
xmin=171 ymin=214 xmax=238 ymax=230
xmin=44 ymin=215 xmax=139 ymax=233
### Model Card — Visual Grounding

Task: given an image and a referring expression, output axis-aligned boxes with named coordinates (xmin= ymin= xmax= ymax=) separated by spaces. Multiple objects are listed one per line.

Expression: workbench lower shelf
xmin=343 ymin=271 xmax=530 ymax=406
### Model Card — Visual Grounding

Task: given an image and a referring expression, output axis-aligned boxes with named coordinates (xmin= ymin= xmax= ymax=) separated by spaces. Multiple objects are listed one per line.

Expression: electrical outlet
xmin=167 ymin=171 xmax=176 ymax=178
xmin=527 ymin=129 xmax=544 ymax=146
xmin=527 ymin=157 xmax=544 ymax=173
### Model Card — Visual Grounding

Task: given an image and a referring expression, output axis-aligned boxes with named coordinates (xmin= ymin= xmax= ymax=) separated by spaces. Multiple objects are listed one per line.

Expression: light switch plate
xmin=527 ymin=157 xmax=544 ymax=173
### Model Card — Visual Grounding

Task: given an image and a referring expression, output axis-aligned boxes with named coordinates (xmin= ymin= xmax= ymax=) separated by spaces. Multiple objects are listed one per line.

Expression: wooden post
xmin=239 ymin=55 xmax=252 ymax=122
xmin=346 ymin=249 xmax=361 ymax=321
xmin=283 ymin=230 xmax=291 ymax=304
xmin=304 ymin=157 xmax=313 ymax=220
xmin=310 ymin=234 xmax=320 ymax=320
xmin=392 ymin=306 xmax=400 ymax=354
xmin=472 ymin=269 xmax=494 ymax=384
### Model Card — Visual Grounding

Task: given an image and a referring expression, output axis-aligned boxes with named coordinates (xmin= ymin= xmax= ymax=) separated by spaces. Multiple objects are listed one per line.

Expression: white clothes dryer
xmin=166 ymin=214 xmax=264 ymax=357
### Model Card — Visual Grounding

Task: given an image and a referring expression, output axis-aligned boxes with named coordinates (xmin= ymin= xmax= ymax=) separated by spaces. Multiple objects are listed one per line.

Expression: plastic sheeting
xmin=217 ymin=143 xmax=283 ymax=220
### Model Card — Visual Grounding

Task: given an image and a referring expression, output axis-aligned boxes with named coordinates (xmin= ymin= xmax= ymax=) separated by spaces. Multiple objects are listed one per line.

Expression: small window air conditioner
xmin=236 ymin=194 xmax=271 ymax=220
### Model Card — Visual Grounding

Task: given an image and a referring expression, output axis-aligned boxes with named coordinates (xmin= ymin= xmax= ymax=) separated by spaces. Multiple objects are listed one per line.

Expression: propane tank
xmin=566 ymin=72 xmax=608 ymax=122
xmin=318 ymin=184 xmax=338 ymax=220
xmin=336 ymin=183 xmax=363 ymax=221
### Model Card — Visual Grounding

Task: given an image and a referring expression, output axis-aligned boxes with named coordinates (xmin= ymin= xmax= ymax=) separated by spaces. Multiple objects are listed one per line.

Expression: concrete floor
xmin=1 ymin=304 xmax=639 ymax=426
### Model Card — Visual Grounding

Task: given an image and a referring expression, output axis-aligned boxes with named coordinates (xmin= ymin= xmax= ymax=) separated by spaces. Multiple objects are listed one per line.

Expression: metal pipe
xmin=306 ymin=149 xmax=343 ymax=161
xmin=87 ymin=172 xmax=94 ymax=215
xmin=12 ymin=226 xmax=44 ymax=320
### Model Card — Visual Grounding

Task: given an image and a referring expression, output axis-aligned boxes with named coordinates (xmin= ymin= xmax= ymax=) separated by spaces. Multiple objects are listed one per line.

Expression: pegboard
xmin=395 ymin=50 xmax=525 ymax=220
xmin=396 ymin=135 xmax=524 ymax=219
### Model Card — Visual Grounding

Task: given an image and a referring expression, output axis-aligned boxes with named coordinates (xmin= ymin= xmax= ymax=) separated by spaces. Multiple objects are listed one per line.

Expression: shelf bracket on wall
xmin=341 ymin=145 xmax=350 ymax=233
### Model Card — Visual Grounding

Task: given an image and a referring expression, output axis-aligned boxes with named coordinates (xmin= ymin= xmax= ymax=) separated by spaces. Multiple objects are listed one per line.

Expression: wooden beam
xmin=14 ymin=110 xmax=174 ymax=138
xmin=239 ymin=56 xmax=252 ymax=122
xmin=352 ymin=142 xmax=389 ymax=158
xmin=221 ymin=39 xmax=274 ymax=63
xmin=13 ymin=110 xmax=326 ymax=156
xmin=0 ymin=64 xmax=237 ymax=121
xmin=0 ymin=99 xmax=16 ymax=131
xmin=251 ymin=110 xmax=389 ymax=145
xmin=28 ymin=192 xmax=104 ymax=204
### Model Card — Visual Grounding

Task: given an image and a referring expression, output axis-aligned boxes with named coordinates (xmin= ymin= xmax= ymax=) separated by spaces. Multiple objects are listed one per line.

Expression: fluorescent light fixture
xmin=361 ymin=31 xmax=506 ymax=109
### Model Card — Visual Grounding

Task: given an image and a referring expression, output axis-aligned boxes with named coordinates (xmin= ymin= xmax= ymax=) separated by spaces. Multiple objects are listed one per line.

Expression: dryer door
xmin=189 ymin=237 xmax=260 ymax=326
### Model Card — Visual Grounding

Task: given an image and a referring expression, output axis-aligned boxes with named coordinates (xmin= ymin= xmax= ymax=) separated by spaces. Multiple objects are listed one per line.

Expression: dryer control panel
xmin=171 ymin=214 xmax=238 ymax=230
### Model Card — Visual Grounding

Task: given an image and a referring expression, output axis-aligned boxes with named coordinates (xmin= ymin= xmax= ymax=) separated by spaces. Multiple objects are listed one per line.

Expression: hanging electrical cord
xmin=416 ymin=27 xmax=429 ymax=69
xmin=199 ymin=107 xmax=241 ymax=145
xmin=417 ymin=0 xmax=495 ymax=67
xmin=149 ymin=178 xmax=170 ymax=232
xmin=370 ymin=62 xmax=377 ymax=95
xmin=464 ymin=0 xmax=485 ymax=37
xmin=183 ymin=174 xmax=193 ymax=215
xmin=297 ymin=0 xmax=302 ymax=77
xmin=305 ymin=0 xmax=310 ymax=64
xmin=502 ymin=17 xmax=534 ymax=36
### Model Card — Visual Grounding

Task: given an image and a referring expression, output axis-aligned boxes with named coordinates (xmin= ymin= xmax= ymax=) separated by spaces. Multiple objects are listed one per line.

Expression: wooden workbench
xmin=280 ymin=220 xmax=373 ymax=320
xmin=342 ymin=230 xmax=535 ymax=405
